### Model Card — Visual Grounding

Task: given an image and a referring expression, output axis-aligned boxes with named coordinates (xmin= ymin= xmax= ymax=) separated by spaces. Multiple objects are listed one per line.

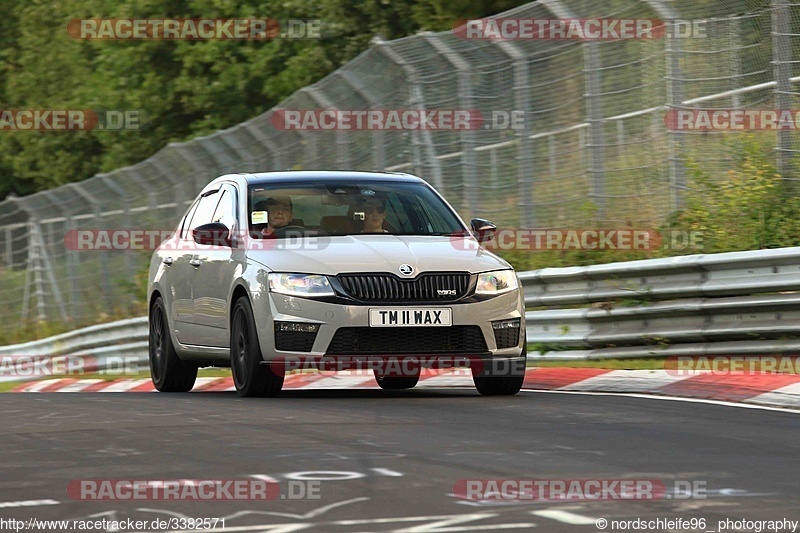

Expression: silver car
xmin=147 ymin=171 xmax=526 ymax=397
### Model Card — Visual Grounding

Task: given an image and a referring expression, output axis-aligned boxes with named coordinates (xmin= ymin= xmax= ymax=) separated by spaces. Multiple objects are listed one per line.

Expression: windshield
xmin=247 ymin=180 xmax=466 ymax=237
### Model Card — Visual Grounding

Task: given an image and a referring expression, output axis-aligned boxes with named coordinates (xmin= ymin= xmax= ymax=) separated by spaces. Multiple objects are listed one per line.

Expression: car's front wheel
xmin=230 ymin=297 xmax=283 ymax=397
xmin=149 ymin=296 xmax=197 ymax=392
xmin=473 ymin=374 xmax=524 ymax=396
xmin=472 ymin=347 xmax=527 ymax=396
xmin=374 ymin=370 xmax=420 ymax=390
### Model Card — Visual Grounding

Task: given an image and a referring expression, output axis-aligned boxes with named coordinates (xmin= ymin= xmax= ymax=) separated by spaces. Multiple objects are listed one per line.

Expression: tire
xmin=473 ymin=374 xmax=524 ymax=396
xmin=230 ymin=297 xmax=283 ymax=397
xmin=374 ymin=371 xmax=420 ymax=390
xmin=149 ymin=296 xmax=197 ymax=392
xmin=472 ymin=346 xmax=526 ymax=396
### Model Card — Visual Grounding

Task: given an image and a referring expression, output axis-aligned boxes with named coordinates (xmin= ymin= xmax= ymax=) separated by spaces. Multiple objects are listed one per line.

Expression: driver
xmin=259 ymin=194 xmax=293 ymax=237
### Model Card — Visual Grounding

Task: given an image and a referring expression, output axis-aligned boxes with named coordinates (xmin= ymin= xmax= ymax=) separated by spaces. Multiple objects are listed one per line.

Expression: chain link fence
xmin=0 ymin=0 xmax=795 ymax=341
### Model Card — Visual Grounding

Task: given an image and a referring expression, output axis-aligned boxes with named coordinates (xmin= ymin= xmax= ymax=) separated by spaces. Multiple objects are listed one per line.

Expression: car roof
xmin=244 ymin=170 xmax=425 ymax=186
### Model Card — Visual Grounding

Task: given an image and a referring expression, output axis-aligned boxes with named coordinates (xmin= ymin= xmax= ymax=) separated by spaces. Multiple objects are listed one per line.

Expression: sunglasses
xmin=361 ymin=205 xmax=385 ymax=214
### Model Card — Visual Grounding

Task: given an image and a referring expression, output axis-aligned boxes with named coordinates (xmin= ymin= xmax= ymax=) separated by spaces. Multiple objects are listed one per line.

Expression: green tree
xmin=0 ymin=0 xmax=533 ymax=198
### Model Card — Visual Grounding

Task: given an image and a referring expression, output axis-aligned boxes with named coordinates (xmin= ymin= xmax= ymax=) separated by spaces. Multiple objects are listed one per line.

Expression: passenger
xmin=357 ymin=196 xmax=389 ymax=234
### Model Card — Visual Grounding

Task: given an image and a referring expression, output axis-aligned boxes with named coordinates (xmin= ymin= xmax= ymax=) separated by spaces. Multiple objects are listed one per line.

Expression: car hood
xmin=246 ymin=235 xmax=511 ymax=275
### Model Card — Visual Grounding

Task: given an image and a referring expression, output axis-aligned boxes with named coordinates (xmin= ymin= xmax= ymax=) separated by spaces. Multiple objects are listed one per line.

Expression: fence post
xmin=35 ymin=221 xmax=67 ymax=322
xmin=126 ymin=167 xmax=159 ymax=214
xmin=100 ymin=174 xmax=136 ymax=301
xmin=65 ymin=216 xmax=79 ymax=322
xmin=645 ymin=0 xmax=687 ymax=211
xmin=375 ymin=40 xmax=444 ymax=190
xmin=540 ymin=0 xmax=606 ymax=218
xmin=305 ymin=131 xmax=319 ymax=168
xmin=729 ymin=14 xmax=742 ymax=108
xmin=493 ymin=39 xmax=535 ymax=227
xmin=666 ymin=27 xmax=687 ymax=210
xmin=334 ymin=69 xmax=386 ymax=171
xmin=585 ymin=41 xmax=607 ymax=218
xmin=773 ymin=0 xmax=794 ymax=185
xmin=157 ymin=145 xmax=192 ymax=202
xmin=421 ymin=33 xmax=479 ymax=215
xmin=68 ymin=183 xmax=109 ymax=314
xmin=20 ymin=235 xmax=31 ymax=325
xmin=26 ymin=222 xmax=47 ymax=323
xmin=5 ymin=196 xmax=32 ymax=325
xmin=303 ymin=87 xmax=350 ymax=169
xmin=37 ymin=195 xmax=75 ymax=323
xmin=4 ymin=226 xmax=11 ymax=269
xmin=244 ymin=121 xmax=284 ymax=170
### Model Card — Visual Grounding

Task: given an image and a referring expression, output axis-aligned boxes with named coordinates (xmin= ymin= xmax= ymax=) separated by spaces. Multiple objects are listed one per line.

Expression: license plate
xmin=369 ymin=308 xmax=452 ymax=327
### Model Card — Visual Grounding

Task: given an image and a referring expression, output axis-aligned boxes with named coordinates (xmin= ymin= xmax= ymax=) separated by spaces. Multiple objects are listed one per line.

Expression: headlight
xmin=268 ymin=273 xmax=334 ymax=297
xmin=475 ymin=269 xmax=518 ymax=295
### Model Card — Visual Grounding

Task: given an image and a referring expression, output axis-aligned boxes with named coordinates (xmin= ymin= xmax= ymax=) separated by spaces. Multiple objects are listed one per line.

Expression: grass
xmin=0 ymin=381 xmax=25 ymax=393
xmin=528 ymin=357 xmax=666 ymax=370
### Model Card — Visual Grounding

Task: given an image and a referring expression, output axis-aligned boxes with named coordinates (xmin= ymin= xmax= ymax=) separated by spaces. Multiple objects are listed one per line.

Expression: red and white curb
xmin=11 ymin=368 xmax=800 ymax=409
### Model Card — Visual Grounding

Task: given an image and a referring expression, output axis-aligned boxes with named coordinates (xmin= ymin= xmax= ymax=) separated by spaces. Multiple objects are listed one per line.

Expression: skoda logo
xmin=398 ymin=264 xmax=414 ymax=276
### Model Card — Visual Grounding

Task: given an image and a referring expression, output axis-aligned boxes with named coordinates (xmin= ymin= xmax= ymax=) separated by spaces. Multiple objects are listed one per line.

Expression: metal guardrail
xmin=3 ymin=246 xmax=800 ymax=377
xmin=0 ymin=317 xmax=148 ymax=382
xmin=523 ymin=247 xmax=800 ymax=360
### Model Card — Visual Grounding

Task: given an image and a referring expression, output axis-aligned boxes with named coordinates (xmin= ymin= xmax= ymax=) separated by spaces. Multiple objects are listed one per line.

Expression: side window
xmin=212 ymin=187 xmax=236 ymax=230
xmin=189 ymin=191 xmax=221 ymax=231
xmin=180 ymin=199 xmax=201 ymax=239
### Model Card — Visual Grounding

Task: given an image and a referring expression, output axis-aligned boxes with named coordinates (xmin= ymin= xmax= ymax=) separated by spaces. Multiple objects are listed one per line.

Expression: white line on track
xmin=521 ymin=389 xmax=800 ymax=414
xmin=371 ymin=467 xmax=404 ymax=477
xmin=0 ymin=499 xmax=59 ymax=508
xmin=532 ymin=509 xmax=597 ymax=525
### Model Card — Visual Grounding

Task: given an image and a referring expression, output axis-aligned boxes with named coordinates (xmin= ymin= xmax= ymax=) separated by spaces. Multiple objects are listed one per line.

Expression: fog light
xmin=492 ymin=318 xmax=520 ymax=330
xmin=276 ymin=321 xmax=320 ymax=333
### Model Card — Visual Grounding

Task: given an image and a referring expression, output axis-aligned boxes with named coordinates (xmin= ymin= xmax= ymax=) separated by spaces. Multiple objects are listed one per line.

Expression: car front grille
xmin=494 ymin=327 xmax=520 ymax=349
xmin=326 ymin=326 xmax=488 ymax=355
xmin=337 ymin=273 xmax=470 ymax=302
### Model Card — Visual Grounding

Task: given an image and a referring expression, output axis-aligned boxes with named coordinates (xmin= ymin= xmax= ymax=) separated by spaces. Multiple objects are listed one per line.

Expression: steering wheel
xmin=271 ymin=225 xmax=307 ymax=237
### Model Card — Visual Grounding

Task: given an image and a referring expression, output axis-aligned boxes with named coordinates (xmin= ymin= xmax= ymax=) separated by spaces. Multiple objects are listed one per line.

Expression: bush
xmin=667 ymin=135 xmax=800 ymax=253
xmin=500 ymin=135 xmax=800 ymax=272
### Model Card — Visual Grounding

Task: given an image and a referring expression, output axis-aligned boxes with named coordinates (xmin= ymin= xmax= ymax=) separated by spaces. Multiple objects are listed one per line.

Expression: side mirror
xmin=193 ymin=222 xmax=232 ymax=247
xmin=471 ymin=218 xmax=497 ymax=244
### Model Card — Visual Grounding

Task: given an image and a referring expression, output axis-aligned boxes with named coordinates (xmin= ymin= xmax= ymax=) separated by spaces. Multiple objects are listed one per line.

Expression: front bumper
xmin=251 ymin=288 xmax=525 ymax=363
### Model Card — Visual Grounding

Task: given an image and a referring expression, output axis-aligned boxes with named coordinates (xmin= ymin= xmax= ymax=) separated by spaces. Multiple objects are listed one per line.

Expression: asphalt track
xmin=0 ymin=389 xmax=798 ymax=532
